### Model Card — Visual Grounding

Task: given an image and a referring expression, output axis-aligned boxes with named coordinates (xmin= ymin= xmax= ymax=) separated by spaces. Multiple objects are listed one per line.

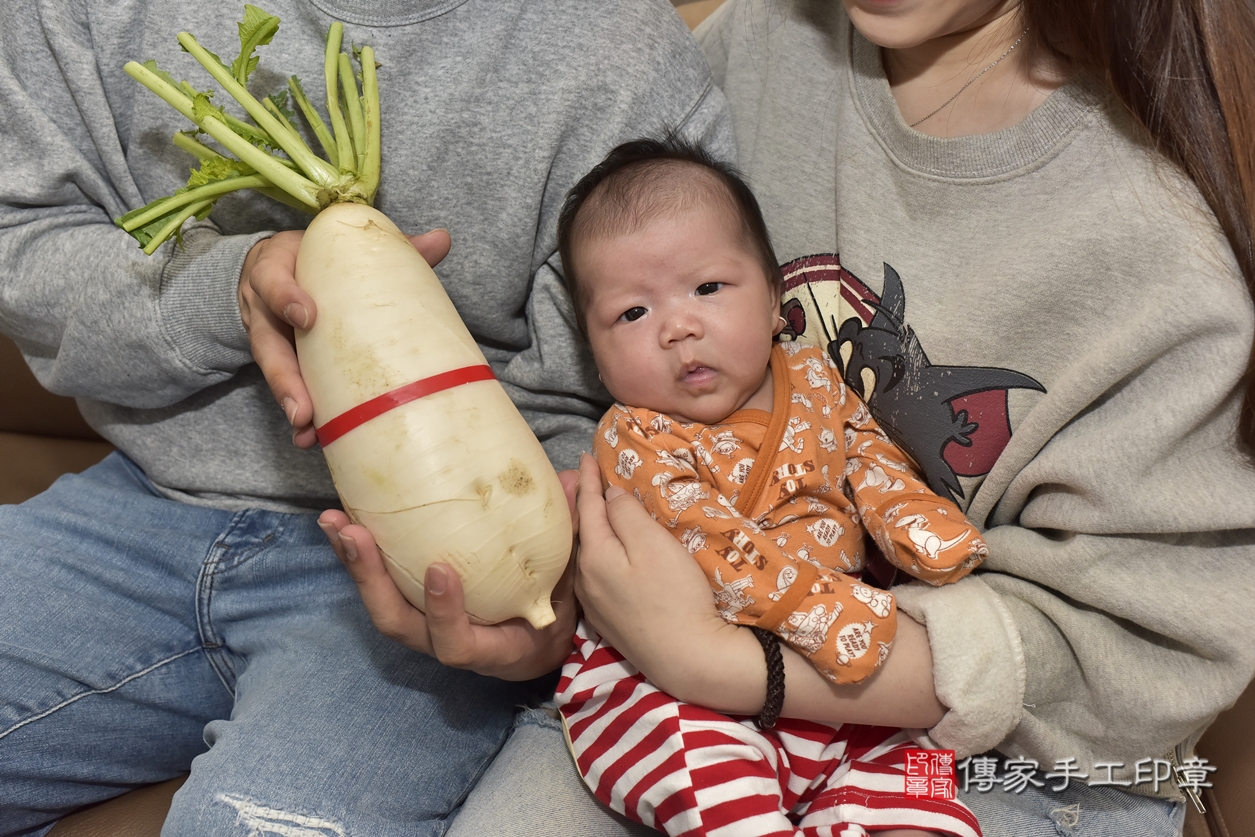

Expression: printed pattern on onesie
xmin=593 ymin=341 xmax=986 ymax=684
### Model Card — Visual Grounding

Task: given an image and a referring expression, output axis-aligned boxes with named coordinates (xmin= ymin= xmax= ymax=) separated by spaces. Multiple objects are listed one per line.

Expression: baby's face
xmin=577 ymin=202 xmax=780 ymax=425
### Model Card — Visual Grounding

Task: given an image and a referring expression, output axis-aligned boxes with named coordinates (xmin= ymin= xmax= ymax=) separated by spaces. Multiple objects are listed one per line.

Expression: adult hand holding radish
xmin=239 ymin=227 xmax=451 ymax=449
xmin=119 ymin=7 xmax=572 ymax=629
xmin=318 ymin=465 xmax=581 ymax=680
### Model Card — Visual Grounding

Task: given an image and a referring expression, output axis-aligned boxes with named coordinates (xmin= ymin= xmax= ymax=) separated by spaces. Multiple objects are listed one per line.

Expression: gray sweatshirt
xmin=0 ymin=0 xmax=732 ymax=511
xmin=699 ymin=0 xmax=1255 ymax=794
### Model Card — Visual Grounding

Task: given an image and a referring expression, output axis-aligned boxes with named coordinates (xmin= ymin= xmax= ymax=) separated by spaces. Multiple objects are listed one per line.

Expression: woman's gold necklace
xmin=908 ymin=26 xmax=1030 ymax=128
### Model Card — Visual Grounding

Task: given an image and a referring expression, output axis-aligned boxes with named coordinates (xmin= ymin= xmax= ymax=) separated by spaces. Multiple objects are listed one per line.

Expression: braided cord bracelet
xmin=749 ymin=626 xmax=785 ymax=730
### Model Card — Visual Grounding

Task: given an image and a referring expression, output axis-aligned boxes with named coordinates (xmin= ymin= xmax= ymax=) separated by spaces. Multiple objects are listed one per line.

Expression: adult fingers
xmin=603 ymin=484 xmax=664 ymax=567
xmin=321 ymin=512 xmax=569 ymax=679
xmin=240 ymin=231 xmax=319 ymax=444
xmin=421 ymin=565 xmax=563 ymax=678
xmin=573 ymin=454 xmax=635 ymax=628
xmin=574 ymin=453 xmax=617 ymax=551
xmin=554 ymin=468 xmax=580 ymax=618
xmin=609 ymin=492 xmax=712 ymax=596
xmin=242 ymin=231 xmax=314 ymax=328
xmin=317 ymin=511 xmax=434 ymax=654
xmin=406 ymin=228 xmax=452 ymax=268
xmin=243 ymin=229 xmax=447 ymax=446
xmin=246 ymin=303 xmax=317 ymax=445
xmin=420 ymin=563 xmax=485 ymax=669
xmin=589 ymin=484 xmax=714 ymax=638
xmin=545 ymin=545 xmax=580 ymax=638
xmin=317 ymin=508 xmax=351 ymax=552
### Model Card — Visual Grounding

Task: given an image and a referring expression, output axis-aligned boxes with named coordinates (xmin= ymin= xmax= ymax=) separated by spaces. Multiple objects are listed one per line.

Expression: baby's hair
xmin=558 ymin=133 xmax=783 ymax=338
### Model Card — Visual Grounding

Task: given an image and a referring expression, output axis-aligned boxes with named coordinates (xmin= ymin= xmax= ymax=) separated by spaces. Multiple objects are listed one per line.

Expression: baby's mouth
xmin=681 ymin=363 xmax=717 ymax=387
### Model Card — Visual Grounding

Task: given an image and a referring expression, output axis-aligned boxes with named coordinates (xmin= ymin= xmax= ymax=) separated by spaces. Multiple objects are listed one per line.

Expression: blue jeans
xmin=0 ymin=453 xmax=551 ymax=837
xmin=447 ymin=708 xmax=1185 ymax=837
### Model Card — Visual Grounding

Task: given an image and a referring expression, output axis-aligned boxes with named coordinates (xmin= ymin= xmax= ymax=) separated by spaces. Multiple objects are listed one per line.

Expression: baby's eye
xmin=620 ymin=306 xmax=647 ymax=323
xmin=696 ymin=282 xmax=723 ymax=296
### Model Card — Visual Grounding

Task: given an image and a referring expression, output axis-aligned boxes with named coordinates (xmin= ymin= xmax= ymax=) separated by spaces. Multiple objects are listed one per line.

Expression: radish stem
xmin=358 ymin=47 xmax=380 ymax=200
xmin=168 ymin=133 xmax=307 ymax=212
xmin=323 ymin=23 xmax=355 ymax=173
xmin=144 ymin=199 xmax=213 ymax=255
xmin=289 ymin=75 xmax=338 ymax=162
xmin=120 ymin=174 xmax=271 ymax=232
xmin=116 ymin=8 xmax=381 ymax=248
xmin=176 ymin=31 xmax=339 ymax=187
xmin=263 ymin=96 xmax=299 ymax=140
xmin=195 ymin=111 xmax=322 ymax=208
xmin=338 ymin=52 xmax=366 ymax=172
xmin=173 ymin=132 xmax=219 ymax=160
xmin=124 ymin=61 xmax=196 ymax=121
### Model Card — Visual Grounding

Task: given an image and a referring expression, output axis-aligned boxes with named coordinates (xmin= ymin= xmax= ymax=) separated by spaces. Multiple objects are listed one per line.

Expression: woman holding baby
xmin=327 ymin=0 xmax=1255 ymax=834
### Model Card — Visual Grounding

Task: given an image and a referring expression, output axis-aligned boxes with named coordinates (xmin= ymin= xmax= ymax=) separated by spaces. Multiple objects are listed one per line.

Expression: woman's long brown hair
xmin=1025 ymin=0 xmax=1255 ymax=457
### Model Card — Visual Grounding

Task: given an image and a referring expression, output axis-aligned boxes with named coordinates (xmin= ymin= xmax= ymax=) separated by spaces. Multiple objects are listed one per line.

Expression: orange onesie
xmin=593 ymin=341 xmax=986 ymax=684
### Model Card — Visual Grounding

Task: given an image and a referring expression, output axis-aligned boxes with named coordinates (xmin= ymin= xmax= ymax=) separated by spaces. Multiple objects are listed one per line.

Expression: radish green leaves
xmin=116 ymin=5 xmax=381 ymax=253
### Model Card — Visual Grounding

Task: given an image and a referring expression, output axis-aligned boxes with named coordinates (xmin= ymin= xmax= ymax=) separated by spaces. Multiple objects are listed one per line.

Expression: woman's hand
xmin=239 ymin=228 xmax=452 ymax=448
xmin=318 ymin=467 xmax=579 ymax=681
xmin=573 ymin=454 xmax=947 ymax=727
xmin=573 ymin=453 xmax=767 ymax=712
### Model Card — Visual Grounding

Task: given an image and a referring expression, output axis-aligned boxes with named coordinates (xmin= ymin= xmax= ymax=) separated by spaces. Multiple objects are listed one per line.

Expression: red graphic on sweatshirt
xmin=779 ymin=254 xmax=1044 ymax=502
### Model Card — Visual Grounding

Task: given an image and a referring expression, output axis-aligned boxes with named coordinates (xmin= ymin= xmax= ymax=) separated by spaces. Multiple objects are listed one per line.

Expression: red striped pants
xmin=555 ymin=622 xmax=981 ymax=837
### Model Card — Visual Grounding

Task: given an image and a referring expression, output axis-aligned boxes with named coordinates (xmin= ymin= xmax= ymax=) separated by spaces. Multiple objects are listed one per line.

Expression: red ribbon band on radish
xmin=315 ymin=364 xmax=496 ymax=447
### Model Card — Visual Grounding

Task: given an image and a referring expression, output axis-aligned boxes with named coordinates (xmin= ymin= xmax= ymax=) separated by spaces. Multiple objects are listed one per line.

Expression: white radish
xmin=296 ymin=204 xmax=570 ymax=627
xmin=117 ymin=8 xmax=571 ymax=627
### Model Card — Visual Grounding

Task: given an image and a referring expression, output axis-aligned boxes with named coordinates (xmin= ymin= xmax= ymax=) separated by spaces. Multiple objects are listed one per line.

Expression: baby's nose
xmin=661 ymin=309 xmax=703 ymax=345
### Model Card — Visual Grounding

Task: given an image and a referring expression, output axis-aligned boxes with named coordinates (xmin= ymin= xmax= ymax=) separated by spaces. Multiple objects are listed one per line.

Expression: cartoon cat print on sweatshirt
xmin=778 ymin=255 xmax=1045 ymax=505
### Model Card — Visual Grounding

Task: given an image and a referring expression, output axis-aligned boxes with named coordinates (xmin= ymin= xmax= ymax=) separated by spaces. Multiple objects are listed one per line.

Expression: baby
xmin=554 ymin=136 xmax=986 ymax=837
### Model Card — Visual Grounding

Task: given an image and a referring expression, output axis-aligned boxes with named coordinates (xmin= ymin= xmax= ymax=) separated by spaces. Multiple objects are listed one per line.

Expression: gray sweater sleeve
xmin=0 ymin=3 xmax=260 ymax=407
xmin=895 ymin=217 xmax=1255 ymax=771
